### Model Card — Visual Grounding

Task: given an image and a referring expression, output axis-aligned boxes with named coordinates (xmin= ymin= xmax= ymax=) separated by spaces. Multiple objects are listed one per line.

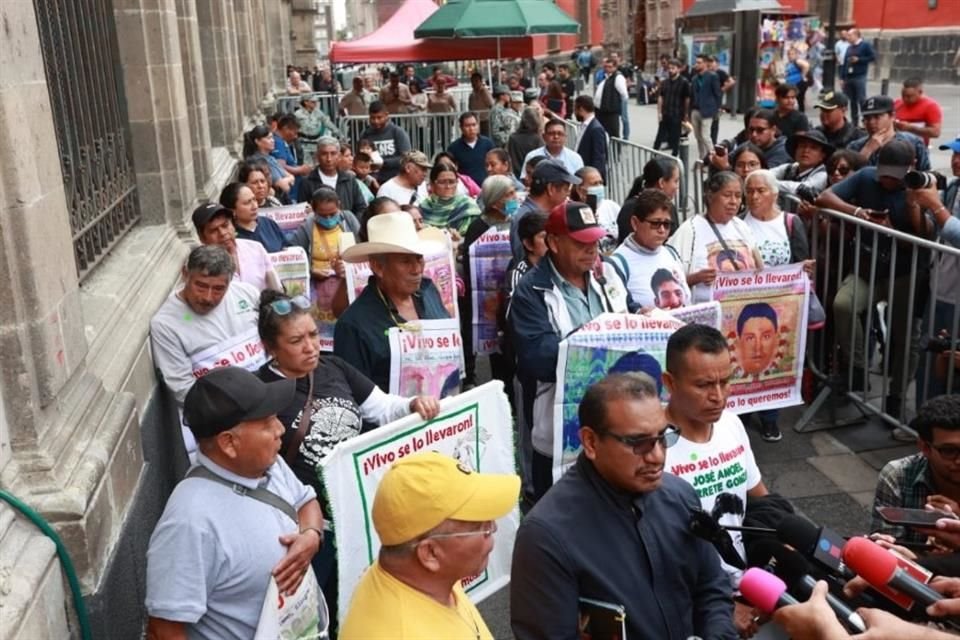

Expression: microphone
xmin=776 ymin=514 xmax=852 ymax=578
xmin=772 ymin=546 xmax=866 ymax=632
xmin=739 ymin=568 xmax=798 ymax=613
xmin=842 ymin=537 xmax=943 ymax=608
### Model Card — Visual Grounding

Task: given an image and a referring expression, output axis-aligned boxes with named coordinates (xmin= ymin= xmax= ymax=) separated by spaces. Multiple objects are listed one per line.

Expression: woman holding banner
xmin=256 ymin=289 xmax=440 ymax=628
xmin=667 ymin=171 xmax=764 ymax=303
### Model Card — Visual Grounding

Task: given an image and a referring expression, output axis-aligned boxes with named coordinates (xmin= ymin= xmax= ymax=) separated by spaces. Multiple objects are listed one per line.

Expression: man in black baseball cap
xmin=508 ymin=201 xmax=638 ymax=504
xmin=510 ymin=160 xmax=582 ymax=260
xmin=848 ymin=95 xmax=930 ymax=171
xmin=145 ymin=366 xmax=325 ymax=638
xmin=814 ymin=91 xmax=863 ymax=149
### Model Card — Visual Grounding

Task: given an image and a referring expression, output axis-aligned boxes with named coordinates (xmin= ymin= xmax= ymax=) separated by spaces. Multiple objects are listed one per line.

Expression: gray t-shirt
xmin=145 ymin=454 xmax=317 ymax=639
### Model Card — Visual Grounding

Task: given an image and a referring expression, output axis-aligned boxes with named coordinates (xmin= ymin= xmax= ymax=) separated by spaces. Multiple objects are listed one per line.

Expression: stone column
xmin=176 ymin=0 xmax=214 ymax=191
xmin=280 ymin=0 xmax=294 ymax=72
xmin=113 ymin=0 xmax=196 ymax=226
xmin=234 ymin=0 xmax=258 ymax=116
xmin=254 ymin=0 xmax=272 ymax=96
xmin=266 ymin=0 xmax=286 ymax=91
xmin=197 ymin=0 xmax=244 ymax=149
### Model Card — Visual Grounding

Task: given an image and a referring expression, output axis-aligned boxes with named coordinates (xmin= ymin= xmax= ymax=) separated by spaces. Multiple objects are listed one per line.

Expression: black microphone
xmin=776 ymin=514 xmax=853 ymax=579
xmin=689 ymin=509 xmax=747 ymax=569
xmin=772 ymin=545 xmax=866 ymax=632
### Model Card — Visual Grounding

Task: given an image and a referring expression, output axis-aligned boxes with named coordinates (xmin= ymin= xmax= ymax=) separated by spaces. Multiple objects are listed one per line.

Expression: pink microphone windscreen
xmin=842 ymin=537 xmax=898 ymax=586
xmin=739 ymin=568 xmax=788 ymax=614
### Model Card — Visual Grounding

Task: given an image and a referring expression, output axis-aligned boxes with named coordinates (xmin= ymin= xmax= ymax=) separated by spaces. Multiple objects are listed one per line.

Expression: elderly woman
xmin=418 ymin=161 xmax=482 ymax=236
xmin=243 ymin=125 xmax=295 ymax=198
xmin=741 ymin=169 xmax=814 ymax=442
xmin=433 ymin=152 xmax=481 ymax=198
xmin=668 ymin=171 xmax=763 ymax=302
xmin=191 ymin=202 xmax=281 ymax=292
xmin=617 ymin=157 xmax=681 ymax=243
xmin=333 ymin=212 xmax=451 ymax=393
xmin=256 ymin=288 xmax=439 ymax=626
xmin=508 ymin=107 xmax=544 ymax=179
xmin=219 ymin=182 xmax=288 ymax=252
xmin=239 ymin=161 xmax=283 ymax=208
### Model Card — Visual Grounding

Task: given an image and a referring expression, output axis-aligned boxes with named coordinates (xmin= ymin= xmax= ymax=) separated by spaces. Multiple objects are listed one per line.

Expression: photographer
xmin=815 ymin=139 xmax=935 ymax=424
xmin=770 ymin=130 xmax=833 ymax=211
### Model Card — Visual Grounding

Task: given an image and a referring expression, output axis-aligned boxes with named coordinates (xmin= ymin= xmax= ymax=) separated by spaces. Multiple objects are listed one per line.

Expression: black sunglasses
xmin=598 ymin=425 xmax=680 ymax=456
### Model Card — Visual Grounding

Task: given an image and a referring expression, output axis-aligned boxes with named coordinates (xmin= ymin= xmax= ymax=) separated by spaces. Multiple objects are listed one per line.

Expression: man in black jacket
xmin=511 ymin=373 xmax=737 ymax=640
xmin=814 ymin=91 xmax=865 ymax=149
xmin=297 ymin=136 xmax=366 ymax=218
xmin=594 ymin=58 xmax=627 ymax=139
xmin=574 ymin=96 xmax=608 ymax=183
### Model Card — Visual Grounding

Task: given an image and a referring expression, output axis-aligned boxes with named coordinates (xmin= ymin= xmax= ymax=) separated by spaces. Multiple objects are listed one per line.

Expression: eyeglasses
xmin=434 ymin=179 xmax=458 ymax=186
xmin=415 ymin=521 xmax=498 ymax=544
xmin=831 ymin=165 xmax=851 ymax=176
xmin=644 ymin=219 xmax=672 ymax=230
xmin=747 ymin=126 xmax=770 ymax=134
xmin=268 ymin=295 xmax=311 ymax=316
xmin=735 ymin=161 xmax=762 ymax=171
xmin=598 ymin=425 xmax=680 ymax=456
xmin=927 ymin=442 xmax=960 ymax=462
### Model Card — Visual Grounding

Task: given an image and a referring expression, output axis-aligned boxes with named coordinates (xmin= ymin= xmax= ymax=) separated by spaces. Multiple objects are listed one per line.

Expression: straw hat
xmin=341 ymin=212 xmax=443 ymax=263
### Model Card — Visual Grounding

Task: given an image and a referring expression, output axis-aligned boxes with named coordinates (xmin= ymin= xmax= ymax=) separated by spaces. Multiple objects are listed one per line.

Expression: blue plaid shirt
xmin=869 ymin=453 xmax=935 ymax=544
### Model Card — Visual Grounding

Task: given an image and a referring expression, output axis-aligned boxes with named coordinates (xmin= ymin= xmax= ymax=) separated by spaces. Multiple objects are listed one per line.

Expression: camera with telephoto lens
xmin=926 ymin=335 xmax=955 ymax=353
xmin=904 ymin=170 xmax=947 ymax=191
xmin=795 ymin=183 xmax=819 ymax=204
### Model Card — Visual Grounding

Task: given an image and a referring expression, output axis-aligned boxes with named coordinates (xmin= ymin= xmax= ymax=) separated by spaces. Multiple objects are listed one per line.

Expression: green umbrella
xmin=413 ymin=0 xmax=579 ymax=39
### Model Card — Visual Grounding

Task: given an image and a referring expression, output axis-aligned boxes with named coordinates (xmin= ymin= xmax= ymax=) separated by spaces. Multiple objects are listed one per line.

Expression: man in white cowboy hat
xmin=333 ymin=212 xmax=451 ymax=393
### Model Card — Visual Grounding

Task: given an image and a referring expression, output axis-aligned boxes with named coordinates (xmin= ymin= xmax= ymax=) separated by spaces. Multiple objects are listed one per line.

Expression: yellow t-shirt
xmin=339 ymin=561 xmax=494 ymax=640
xmin=311 ymin=224 xmax=342 ymax=274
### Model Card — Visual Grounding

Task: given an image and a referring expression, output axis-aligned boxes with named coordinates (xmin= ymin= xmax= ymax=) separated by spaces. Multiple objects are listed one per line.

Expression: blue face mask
xmin=503 ymin=198 xmax=520 ymax=217
xmin=316 ymin=213 xmax=342 ymax=230
xmin=586 ymin=185 xmax=606 ymax=201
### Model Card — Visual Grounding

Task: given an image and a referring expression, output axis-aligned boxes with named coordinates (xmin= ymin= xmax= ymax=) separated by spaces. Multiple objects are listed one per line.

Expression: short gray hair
xmin=316 ymin=136 xmax=339 ymax=151
xmin=480 ymin=175 xmax=515 ymax=209
xmin=185 ymin=245 xmax=235 ymax=277
xmin=745 ymin=169 xmax=780 ymax=195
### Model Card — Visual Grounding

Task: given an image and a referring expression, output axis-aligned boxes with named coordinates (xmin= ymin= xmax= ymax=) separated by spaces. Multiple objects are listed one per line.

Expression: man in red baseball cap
xmin=508 ymin=201 xmax=638 ymax=506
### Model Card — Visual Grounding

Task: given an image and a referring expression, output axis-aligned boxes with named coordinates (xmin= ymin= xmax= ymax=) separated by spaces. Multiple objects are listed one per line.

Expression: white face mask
xmin=586 ymin=185 xmax=606 ymax=201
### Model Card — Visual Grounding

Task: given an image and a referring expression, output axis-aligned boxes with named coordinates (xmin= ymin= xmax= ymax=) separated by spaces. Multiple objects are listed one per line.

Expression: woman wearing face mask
xmin=460 ymin=175 xmax=518 ymax=387
xmin=418 ymin=161 xmax=482 ymax=236
xmin=573 ymin=166 xmax=620 ymax=253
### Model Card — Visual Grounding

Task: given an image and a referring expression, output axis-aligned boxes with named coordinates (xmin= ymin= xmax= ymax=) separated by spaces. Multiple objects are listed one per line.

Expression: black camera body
xmin=926 ymin=336 xmax=955 ymax=354
xmin=904 ymin=170 xmax=947 ymax=191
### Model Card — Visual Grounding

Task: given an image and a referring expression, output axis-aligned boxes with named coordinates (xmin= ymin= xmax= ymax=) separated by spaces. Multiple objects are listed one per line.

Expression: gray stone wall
xmin=870 ymin=31 xmax=960 ymax=85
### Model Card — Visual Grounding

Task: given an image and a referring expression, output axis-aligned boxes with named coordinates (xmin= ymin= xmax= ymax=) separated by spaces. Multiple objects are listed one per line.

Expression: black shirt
xmin=816 ymin=121 xmax=865 ymax=149
xmin=772 ymin=109 xmax=810 ymax=139
xmin=658 ymin=75 xmax=691 ymax=121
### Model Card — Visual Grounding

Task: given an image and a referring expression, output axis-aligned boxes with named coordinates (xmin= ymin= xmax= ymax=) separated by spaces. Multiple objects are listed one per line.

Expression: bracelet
xmin=301 ymin=526 xmax=324 ymax=543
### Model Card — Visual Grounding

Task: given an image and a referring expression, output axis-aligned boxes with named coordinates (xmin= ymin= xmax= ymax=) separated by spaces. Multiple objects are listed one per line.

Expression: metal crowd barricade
xmin=338 ymin=111 xmax=491 ymax=164
xmin=607 ymin=138 xmax=689 ymax=222
xmin=795 ymin=206 xmax=960 ymax=434
xmin=692 ymin=160 xmax=708 ymax=214
xmin=274 ymin=92 xmax=342 ymax=117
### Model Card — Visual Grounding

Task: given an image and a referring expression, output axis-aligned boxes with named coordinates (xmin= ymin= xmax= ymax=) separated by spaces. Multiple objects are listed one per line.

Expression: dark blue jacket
xmin=842 ymin=39 xmax=875 ymax=79
xmin=447 ymin=135 xmax=495 ymax=189
xmin=511 ymin=454 xmax=738 ymax=640
xmin=576 ymin=117 xmax=609 ymax=183
xmin=847 ymin=131 xmax=930 ymax=172
xmin=691 ymin=71 xmax=722 ymax=119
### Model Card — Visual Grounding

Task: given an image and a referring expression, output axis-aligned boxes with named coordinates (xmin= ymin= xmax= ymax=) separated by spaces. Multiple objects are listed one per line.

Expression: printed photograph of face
xmin=723 ymin=297 xmax=801 ymax=384
xmin=735 ymin=303 xmax=779 ymax=376
xmin=650 ymin=268 xmax=686 ymax=310
xmin=706 ymin=240 xmax=757 ymax=273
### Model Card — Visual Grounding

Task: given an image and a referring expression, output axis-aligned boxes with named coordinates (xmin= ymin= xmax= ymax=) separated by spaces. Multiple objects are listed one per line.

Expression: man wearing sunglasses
xmin=511 ymin=372 xmax=737 ymax=640
xmin=339 ymin=451 xmax=520 ymax=639
xmin=870 ymin=394 xmax=960 ymax=546
xmin=663 ymin=324 xmax=770 ymax=638
xmin=151 ymin=244 xmax=267 ymax=455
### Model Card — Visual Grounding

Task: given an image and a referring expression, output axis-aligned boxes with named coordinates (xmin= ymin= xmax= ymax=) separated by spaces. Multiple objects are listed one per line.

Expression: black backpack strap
xmin=185 ymin=465 xmax=299 ymax=523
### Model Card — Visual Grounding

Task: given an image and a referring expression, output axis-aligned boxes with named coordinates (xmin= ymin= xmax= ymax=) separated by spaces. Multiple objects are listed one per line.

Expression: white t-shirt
xmin=665 ymin=411 xmax=762 ymax=587
xmin=667 ymin=215 xmax=760 ymax=303
xmin=594 ymin=198 xmax=621 ymax=241
xmin=613 ymin=236 xmax=691 ymax=309
xmin=319 ymin=171 xmax=338 ymax=189
xmin=378 ymin=177 xmax=429 ymax=206
xmin=744 ymin=212 xmax=791 ymax=267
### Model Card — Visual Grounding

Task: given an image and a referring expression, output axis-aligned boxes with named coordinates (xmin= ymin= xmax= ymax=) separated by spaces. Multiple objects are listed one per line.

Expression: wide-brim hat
xmin=341 ymin=212 xmax=444 ymax=263
xmin=785 ymin=129 xmax=835 ymax=159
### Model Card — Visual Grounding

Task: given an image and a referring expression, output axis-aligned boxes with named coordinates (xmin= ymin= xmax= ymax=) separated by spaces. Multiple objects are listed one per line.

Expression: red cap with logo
xmin=546 ymin=201 xmax=607 ymax=244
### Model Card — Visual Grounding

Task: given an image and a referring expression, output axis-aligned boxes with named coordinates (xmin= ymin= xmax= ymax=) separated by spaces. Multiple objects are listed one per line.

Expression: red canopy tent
xmin=329 ymin=0 xmax=534 ymax=63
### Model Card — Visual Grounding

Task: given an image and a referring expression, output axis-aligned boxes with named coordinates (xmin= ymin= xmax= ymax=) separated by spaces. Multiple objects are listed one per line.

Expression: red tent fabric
xmin=330 ymin=0 xmax=534 ymax=63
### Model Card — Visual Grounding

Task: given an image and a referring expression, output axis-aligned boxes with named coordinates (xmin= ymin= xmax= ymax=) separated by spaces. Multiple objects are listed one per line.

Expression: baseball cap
xmin=509 ymin=90 xmax=524 ymax=103
xmin=860 ymin=95 xmax=895 ymax=116
xmin=875 ymin=139 xmax=915 ymax=180
xmin=183 ymin=367 xmax=296 ymax=440
xmin=372 ymin=451 xmax=520 ymax=546
xmin=402 ymin=150 xmax=433 ymax=169
xmin=531 ymin=160 xmax=582 ymax=190
xmin=814 ymin=91 xmax=849 ymax=110
xmin=546 ymin=201 xmax=606 ymax=243
xmin=192 ymin=202 xmax=233 ymax=234
xmin=938 ymin=136 xmax=960 ymax=153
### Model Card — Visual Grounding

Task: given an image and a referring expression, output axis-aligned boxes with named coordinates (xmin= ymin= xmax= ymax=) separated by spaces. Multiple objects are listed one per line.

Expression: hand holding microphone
xmin=739 ymin=569 xmax=848 ymax=640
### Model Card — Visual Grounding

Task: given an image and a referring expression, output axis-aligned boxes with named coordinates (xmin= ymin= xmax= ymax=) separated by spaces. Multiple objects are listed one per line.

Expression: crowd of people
xmin=141 ymin=53 xmax=959 ymax=639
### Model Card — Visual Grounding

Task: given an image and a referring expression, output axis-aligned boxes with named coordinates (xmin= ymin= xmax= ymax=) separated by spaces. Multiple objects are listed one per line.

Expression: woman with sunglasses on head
xmin=256 ymin=289 xmax=440 ymax=627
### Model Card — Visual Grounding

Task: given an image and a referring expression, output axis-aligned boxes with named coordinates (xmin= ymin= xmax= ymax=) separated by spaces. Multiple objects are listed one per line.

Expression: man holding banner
xmin=339 ymin=452 xmax=519 ymax=639
xmin=509 ymin=202 xmax=637 ymax=503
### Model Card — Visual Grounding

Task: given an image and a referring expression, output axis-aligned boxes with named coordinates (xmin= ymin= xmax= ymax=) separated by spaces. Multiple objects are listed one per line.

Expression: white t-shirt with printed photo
xmin=667 ymin=215 xmax=760 ymax=303
xmin=744 ymin=212 xmax=791 ymax=267
xmin=613 ymin=237 xmax=691 ymax=309
xmin=665 ymin=411 xmax=762 ymax=587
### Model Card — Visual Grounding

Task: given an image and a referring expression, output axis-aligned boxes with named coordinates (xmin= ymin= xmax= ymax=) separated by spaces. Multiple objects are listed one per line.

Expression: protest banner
xmin=344 ymin=247 xmax=459 ymax=320
xmin=667 ymin=300 xmax=722 ymax=329
xmin=321 ymin=381 xmax=518 ymax=624
xmin=259 ymin=203 xmax=311 ymax=232
xmin=468 ymin=227 xmax=511 ymax=355
xmin=552 ymin=312 xmax=685 ymax=482
xmin=269 ymin=247 xmax=311 ymax=299
xmin=387 ymin=318 xmax=463 ymax=398
xmin=711 ymin=263 xmax=809 ymax=414
xmin=189 ymin=326 xmax=267 ymax=378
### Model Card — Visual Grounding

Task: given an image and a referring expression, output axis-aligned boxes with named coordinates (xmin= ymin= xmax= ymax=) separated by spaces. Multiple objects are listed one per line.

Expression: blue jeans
xmin=843 ymin=76 xmax=867 ymax=126
xmin=621 ymin=99 xmax=630 ymax=140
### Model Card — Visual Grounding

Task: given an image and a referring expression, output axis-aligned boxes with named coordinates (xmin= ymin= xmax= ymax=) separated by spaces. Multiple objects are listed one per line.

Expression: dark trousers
xmin=531 ymin=450 xmax=554 ymax=504
xmin=710 ymin=115 xmax=720 ymax=145
xmin=598 ymin=111 xmax=621 ymax=139
xmin=654 ymin=116 xmax=683 ymax=156
xmin=843 ymin=76 xmax=867 ymax=126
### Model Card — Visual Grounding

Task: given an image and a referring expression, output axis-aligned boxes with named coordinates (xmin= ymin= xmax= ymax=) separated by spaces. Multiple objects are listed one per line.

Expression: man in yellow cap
xmin=339 ymin=451 xmax=520 ymax=639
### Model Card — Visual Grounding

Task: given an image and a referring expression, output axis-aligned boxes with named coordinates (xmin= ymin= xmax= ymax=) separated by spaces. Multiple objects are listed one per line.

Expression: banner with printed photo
xmin=469 ymin=227 xmax=511 ymax=356
xmin=552 ymin=312 xmax=686 ymax=483
xmin=388 ymin=318 xmax=463 ymax=398
xmin=259 ymin=203 xmax=311 ymax=233
xmin=321 ymin=381 xmax=518 ymax=624
xmin=344 ymin=248 xmax=459 ymax=321
xmin=667 ymin=300 xmax=722 ymax=330
xmin=269 ymin=247 xmax=311 ymax=299
xmin=711 ymin=263 xmax=809 ymax=414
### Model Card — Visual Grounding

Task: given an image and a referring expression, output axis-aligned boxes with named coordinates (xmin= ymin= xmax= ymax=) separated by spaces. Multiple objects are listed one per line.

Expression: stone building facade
xmin=0 ymin=1 xmax=296 ymax=637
